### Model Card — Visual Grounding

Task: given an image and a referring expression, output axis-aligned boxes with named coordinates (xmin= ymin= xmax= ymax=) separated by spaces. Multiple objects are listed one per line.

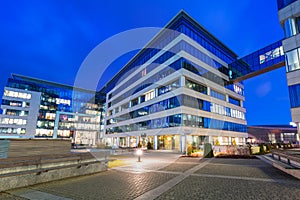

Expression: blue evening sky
xmin=0 ymin=0 xmax=291 ymax=125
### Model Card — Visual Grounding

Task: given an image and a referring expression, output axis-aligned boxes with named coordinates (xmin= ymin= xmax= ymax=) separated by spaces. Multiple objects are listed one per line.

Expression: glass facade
xmin=210 ymin=89 xmax=225 ymax=101
xmin=289 ymin=84 xmax=300 ymax=108
xmin=1 ymin=74 xmax=103 ymax=145
xmin=286 ymin=47 xmax=300 ymax=72
xmin=107 ymin=93 xmax=245 ymax=125
xmin=106 ymin=113 xmax=247 ymax=134
xmin=185 ymin=79 xmax=207 ymax=94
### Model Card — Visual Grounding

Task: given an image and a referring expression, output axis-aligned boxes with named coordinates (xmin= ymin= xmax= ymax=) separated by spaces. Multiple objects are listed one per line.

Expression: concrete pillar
xmin=180 ymin=76 xmax=186 ymax=87
xmin=225 ymin=95 xmax=229 ymax=102
xmin=126 ymin=137 xmax=130 ymax=147
xmin=136 ymin=136 xmax=140 ymax=147
xmin=180 ymin=135 xmax=186 ymax=153
xmin=152 ymin=88 xmax=157 ymax=99
xmin=154 ymin=135 xmax=158 ymax=150
xmin=116 ymin=137 xmax=120 ymax=147
xmin=53 ymin=112 xmax=60 ymax=139
xmin=207 ymin=87 xmax=211 ymax=96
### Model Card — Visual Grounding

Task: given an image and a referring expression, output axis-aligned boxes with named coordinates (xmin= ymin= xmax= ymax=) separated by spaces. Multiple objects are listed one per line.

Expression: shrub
xmin=187 ymin=144 xmax=194 ymax=156
xmin=203 ymin=143 xmax=214 ymax=158
xmin=259 ymin=144 xmax=265 ymax=154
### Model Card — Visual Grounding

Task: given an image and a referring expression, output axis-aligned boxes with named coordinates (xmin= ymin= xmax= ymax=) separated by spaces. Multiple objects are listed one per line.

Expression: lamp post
xmin=136 ymin=149 xmax=143 ymax=162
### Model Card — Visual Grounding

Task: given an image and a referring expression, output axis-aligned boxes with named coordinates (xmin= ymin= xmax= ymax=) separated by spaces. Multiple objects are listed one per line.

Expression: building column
xmin=126 ymin=137 xmax=130 ymax=147
xmin=155 ymin=88 xmax=158 ymax=98
xmin=180 ymin=76 xmax=186 ymax=87
xmin=53 ymin=112 xmax=60 ymax=139
xmin=180 ymin=135 xmax=186 ymax=153
xmin=136 ymin=136 xmax=140 ymax=147
xmin=116 ymin=137 xmax=120 ymax=147
xmin=154 ymin=135 xmax=158 ymax=150
xmin=207 ymin=87 xmax=211 ymax=96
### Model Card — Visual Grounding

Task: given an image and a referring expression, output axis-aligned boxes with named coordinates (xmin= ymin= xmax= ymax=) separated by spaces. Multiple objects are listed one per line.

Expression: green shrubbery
xmin=203 ymin=143 xmax=214 ymax=158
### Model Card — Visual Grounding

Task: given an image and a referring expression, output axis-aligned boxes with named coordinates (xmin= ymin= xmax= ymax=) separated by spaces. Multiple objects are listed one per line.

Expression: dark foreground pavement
xmin=1 ymin=152 xmax=299 ymax=200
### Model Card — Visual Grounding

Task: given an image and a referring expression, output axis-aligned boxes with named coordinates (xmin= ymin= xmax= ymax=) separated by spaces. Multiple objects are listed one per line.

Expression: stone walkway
xmin=1 ymin=152 xmax=300 ymax=200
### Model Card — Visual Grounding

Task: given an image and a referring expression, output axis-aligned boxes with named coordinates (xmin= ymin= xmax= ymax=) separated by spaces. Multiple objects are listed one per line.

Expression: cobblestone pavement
xmin=3 ymin=152 xmax=300 ymax=200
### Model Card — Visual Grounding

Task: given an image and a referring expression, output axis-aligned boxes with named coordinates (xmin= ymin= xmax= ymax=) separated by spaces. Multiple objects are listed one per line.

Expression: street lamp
xmin=136 ymin=149 xmax=143 ymax=162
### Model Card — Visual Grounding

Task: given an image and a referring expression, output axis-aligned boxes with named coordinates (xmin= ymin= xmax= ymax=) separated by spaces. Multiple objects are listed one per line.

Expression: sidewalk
xmin=2 ymin=152 xmax=300 ymax=200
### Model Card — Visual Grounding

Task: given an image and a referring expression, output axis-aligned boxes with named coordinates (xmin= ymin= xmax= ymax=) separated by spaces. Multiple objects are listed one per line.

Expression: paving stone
xmin=155 ymin=175 xmax=300 ymax=200
xmin=5 ymin=154 xmax=300 ymax=200
xmin=27 ymin=170 xmax=177 ymax=200
xmin=159 ymin=163 xmax=198 ymax=173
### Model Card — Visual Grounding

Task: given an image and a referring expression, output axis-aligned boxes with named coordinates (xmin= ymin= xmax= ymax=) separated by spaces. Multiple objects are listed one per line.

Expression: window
xmin=121 ymin=103 xmax=129 ymax=110
xmin=185 ymin=79 xmax=207 ymax=94
xmin=284 ymin=18 xmax=297 ymax=38
xmin=145 ymin=90 xmax=155 ymax=101
xmin=4 ymin=90 xmax=31 ymax=99
xmin=210 ymin=90 xmax=225 ymax=101
xmin=286 ymin=48 xmax=300 ymax=72
xmin=45 ymin=113 xmax=56 ymax=120
xmin=131 ymin=98 xmax=139 ymax=107
xmin=229 ymin=96 xmax=240 ymax=106
xmin=0 ymin=118 xmax=26 ymax=125
xmin=158 ymin=79 xmax=180 ymax=96
xmin=289 ymin=84 xmax=300 ymax=108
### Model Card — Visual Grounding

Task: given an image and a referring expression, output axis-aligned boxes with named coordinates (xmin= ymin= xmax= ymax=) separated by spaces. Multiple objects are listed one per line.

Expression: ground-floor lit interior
xmin=104 ymin=133 xmax=246 ymax=152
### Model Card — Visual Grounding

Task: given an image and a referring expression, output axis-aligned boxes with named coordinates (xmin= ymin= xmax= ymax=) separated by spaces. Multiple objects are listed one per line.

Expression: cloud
xmin=255 ymin=81 xmax=271 ymax=97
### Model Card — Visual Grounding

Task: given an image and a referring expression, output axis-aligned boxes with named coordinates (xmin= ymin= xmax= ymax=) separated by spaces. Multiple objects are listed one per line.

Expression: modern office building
xmin=248 ymin=125 xmax=298 ymax=144
xmin=103 ymin=11 xmax=247 ymax=152
xmin=277 ymin=0 xmax=300 ymax=143
xmin=0 ymin=74 xmax=104 ymax=146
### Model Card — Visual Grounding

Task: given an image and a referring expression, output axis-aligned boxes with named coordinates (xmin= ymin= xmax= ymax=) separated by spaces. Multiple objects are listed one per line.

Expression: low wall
xmin=212 ymin=145 xmax=250 ymax=155
xmin=0 ymin=152 xmax=109 ymax=192
xmin=0 ymin=138 xmax=71 ymax=158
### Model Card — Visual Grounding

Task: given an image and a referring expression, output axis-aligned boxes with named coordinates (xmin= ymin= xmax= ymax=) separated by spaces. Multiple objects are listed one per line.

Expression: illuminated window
xmin=4 ymin=90 xmax=31 ymax=99
xmin=145 ymin=90 xmax=155 ymax=101
xmin=45 ymin=113 xmax=56 ymax=120
xmin=259 ymin=46 xmax=284 ymax=64
xmin=286 ymin=48 xmax=300 ymax=72
xmin=56 ymin=98 xmax=71 ymax=106
xmin=0 ymin=118 xmax=26 ymax=125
